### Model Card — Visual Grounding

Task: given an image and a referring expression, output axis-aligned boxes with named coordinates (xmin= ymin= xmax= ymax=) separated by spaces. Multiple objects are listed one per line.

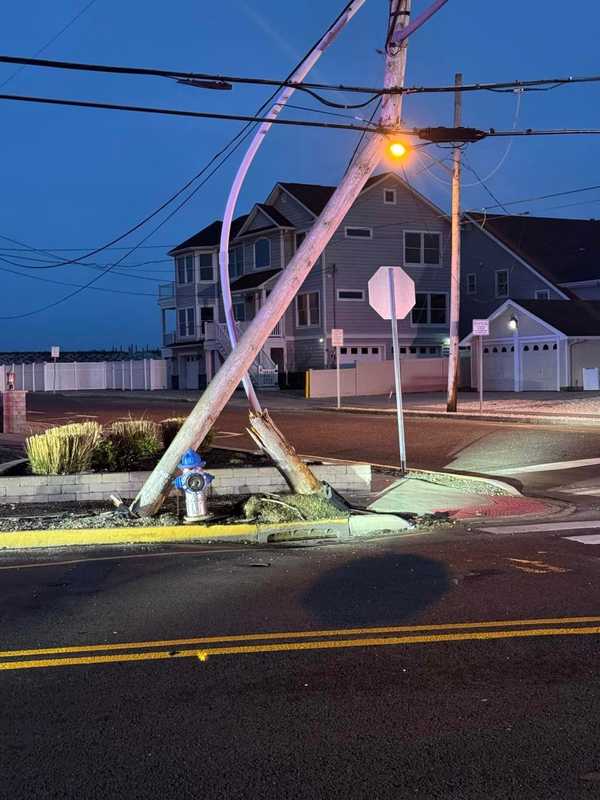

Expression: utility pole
xmin=131 ymin=0 xmax=434 ymax=517
xmin=446 ymin=72 xmax=462 ymax=412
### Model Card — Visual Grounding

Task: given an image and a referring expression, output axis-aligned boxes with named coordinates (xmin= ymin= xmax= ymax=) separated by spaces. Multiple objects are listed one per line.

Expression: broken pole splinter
xmin=130 ymin=0 xmax=420 ymax=518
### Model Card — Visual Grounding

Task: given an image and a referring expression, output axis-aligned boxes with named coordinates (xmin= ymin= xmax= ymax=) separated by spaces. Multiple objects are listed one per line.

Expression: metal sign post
xmin=51 ymin=345 xmax=60 ymax=394
xmin=472 ymin=320 xmax=489 ymax=414
xmin=387 ymin=269 xmax=407 ymax=473
xmin=368 ymin=266 xmax=416 ymax=475
xmin=331 ymin=328 xmax=344 ymax=409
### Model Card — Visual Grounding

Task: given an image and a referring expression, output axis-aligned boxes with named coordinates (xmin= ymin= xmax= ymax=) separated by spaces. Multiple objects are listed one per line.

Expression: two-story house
xmin=459 ymin=213 xmax=600 ymax=391
xmin=159 ymin=172 xmax=453 ymax=390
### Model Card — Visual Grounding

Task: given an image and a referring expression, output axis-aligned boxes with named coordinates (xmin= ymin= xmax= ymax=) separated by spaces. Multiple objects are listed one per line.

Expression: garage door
xmin=339 ymin=345 xmax=383 ymax=365
xmin=521 ymin=342 xmax=557 ymax=391
xmin=482 ymin=344 xmax=514 ymax=390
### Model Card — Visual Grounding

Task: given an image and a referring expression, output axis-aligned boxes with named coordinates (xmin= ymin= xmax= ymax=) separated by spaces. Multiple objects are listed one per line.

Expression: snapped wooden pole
xmin=130 ymin=0 xmax=413 ymax=517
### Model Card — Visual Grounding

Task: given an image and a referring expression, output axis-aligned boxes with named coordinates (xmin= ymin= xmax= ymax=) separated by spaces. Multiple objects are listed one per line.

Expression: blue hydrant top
xmin=178 ymin=448 xmax=206 ymax=470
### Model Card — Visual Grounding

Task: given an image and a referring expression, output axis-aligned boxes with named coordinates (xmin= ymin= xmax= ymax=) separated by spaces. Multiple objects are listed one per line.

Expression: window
xmin=371 ymin=347 xmax=379 ymax=354
xmin=200 ymin=306 xmax=214 ymax=323
xmin=296 ymin=291 xmax=320 ymax=327
xmin=340 ymin=347 xmax=347 ymax=355
xmin=383 ymin=189 xmax=397 ymax=205
xmin=176 ymin=255 xmax=194 ymax=284
xmin=295 ymin=231 xmax=306 ymax=250
xmin=351 ymin=347 xmax=358 ymax=355
xmin=337 ymin=289 xmax=365 ymax=301
xmin=229 ymin=246 xmax=244 ymax=278
xmin=361 ymin=347 xmax=369 ymax=354
xmin=411 ymin=293 xmax=448 ymax=325
xmin=254 ymin=238 xmax=271 ymax=269
xmin=495 ymin=269 xmax=509 ymax=297
xmin=404 ymin=232 xmax=441 ymax=265
xmin=199 ymin=253 xmax=214 ymax=282
xmin=178 ymin=307 xmax=195 ymax=337
xmin=535 ymin=289 xmax=550 ymax=300
xmin=345 ymin=227 xmax=372 ymax=239
xmin=233 ymin=302 xmax=245 ymax=322
xmin=466 ymin=273 xmax=477 ymax=294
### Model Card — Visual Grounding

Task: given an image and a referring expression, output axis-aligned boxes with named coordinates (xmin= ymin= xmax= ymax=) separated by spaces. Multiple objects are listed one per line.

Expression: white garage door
xmin=339 ymin=345 xmax=383 ymax=365
xmin=521 ymin=342 xmax=557 ymax=391
xmin=482 ymin=344 xmax=514 ymax=390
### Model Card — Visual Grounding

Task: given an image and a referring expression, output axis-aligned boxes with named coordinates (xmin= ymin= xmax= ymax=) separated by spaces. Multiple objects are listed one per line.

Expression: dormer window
xmin=254 ymin=238 xmax=271 ymax=269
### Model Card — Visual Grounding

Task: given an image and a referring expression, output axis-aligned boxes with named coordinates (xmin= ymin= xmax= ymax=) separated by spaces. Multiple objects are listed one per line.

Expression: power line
xmin=0 ymin=2 xmax=99 ymax=89
xmin=0 ymin=91 xmax=397 ymax=134
xmin=482 ymin=183 xmax=600 ymax=210
xmin=4 ymin=53 xmax=600 ymax=98
xmin=0 ymin=259 xmax=155 ymax=297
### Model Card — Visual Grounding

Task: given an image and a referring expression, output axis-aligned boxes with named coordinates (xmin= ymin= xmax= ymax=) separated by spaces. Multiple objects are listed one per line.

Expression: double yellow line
xmin=2 ymin=616 xmax=599 ymax=672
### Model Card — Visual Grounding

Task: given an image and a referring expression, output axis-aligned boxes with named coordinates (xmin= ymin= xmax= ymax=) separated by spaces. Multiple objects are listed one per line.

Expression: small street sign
xmin=368 ymin=266 xmax=416 ymax=320
xmin=331 ymin=328 xmax=344 ymax=348
xmin=472 ymin=319 xmax=490 ymax=337
xmin=51 ymin=346 xmax=60 ymax=359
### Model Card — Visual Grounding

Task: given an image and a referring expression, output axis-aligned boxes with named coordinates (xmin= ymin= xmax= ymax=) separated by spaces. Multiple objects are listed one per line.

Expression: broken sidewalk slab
xmin=368 ymin=477 xmax=495 ymax=517
xmin=348 ymin=513 xmax=413 ymax=537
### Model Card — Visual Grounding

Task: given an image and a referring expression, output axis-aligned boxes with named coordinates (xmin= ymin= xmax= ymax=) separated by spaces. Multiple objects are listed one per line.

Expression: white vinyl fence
xmin=0 ymin=359 xmax=167 ymax=392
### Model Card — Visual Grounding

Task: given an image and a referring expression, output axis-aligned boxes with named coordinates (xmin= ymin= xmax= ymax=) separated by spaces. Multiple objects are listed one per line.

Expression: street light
xmin=508 ymin=315 xmax=518 ymax=331
xmin=388 ymin=140 xmax=410 ymax=159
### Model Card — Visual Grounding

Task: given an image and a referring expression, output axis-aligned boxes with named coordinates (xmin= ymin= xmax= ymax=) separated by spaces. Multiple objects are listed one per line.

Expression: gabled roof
xmin=169 ymin=215 xmax=248 ymax=254
xmin=467 ymin=212 xmax=600 ymax=285
xmin=235 ymin=203 xmax=294 ymax=237
xmin=278 ymin=172 xmax=394 ymax=216
xmin=230 ymin=268 xmax=282 ymax=292
xmin=256 ymin=204 xmax=293 ymax=228
xmin=461 ymin=298 xmax=600 ymax=341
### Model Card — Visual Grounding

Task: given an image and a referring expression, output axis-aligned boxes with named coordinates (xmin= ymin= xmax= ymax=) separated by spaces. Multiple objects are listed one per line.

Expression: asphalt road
xmin=2 ymin=524 xmax=600 ymax=799
xmin=25 ymin=391 xmax=600 ymax=493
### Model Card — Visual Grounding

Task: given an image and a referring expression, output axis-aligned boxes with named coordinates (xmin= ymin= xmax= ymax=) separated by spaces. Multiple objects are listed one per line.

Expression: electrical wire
xmin=0 ymin=259 xmax=155 ymax=297
xmin=0 ymin=1 xmax=99 ymax=90
xmin=481 ymin=184 xmax=600 ymax=210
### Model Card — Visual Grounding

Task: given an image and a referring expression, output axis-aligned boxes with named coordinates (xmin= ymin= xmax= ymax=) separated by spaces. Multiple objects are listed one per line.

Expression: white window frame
xmin=254 ymin=237 xmax=271 ymax=270
xmin=229 ymin=246 xmax=244 ymax=279
xmin=178 ymin=306 xmax=196 ymax=338
xmin=296 ymin=290 xmax=321 ymax=328
xmin=535 ymin=289 xmax=550 ymax=300
xmin=198 ymin=252 xmax=215 ymax=283
xmin=383 ymin=188 xmax=397 ymax=205
xmin=410 ymin=292 xmax=448 ymax=327
xmin=495 ymin=269 xmax=509 ymax=298
xmin=403 ymin=230 xmax=442 ymax=266
xmin=344 ymin=226 xmax=373 ymax=240
xmin=176 ymin=254 xmax=195 ymax=285
xmin=466 ymin=273 xmax=477 ymax=295
xmin=337 ymin=289 xmax=365 ymax=302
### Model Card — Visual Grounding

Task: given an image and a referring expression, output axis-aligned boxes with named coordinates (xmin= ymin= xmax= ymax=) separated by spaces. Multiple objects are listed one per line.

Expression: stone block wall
xmin=0 ymin=463 xmax=372 ymax=506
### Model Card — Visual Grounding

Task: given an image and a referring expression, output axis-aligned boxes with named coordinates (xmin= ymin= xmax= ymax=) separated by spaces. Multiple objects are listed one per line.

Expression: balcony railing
xmin=163 ymin=332 xmax=176 ymax=346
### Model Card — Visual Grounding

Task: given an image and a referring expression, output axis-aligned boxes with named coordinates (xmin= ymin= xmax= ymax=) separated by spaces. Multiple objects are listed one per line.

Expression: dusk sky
xmin=1 ymin=0 xmax=599 ymax=351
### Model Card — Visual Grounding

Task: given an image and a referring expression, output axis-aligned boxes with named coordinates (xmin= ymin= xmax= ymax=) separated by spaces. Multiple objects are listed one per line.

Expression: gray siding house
xmin=159 ymin=172 xmax=454 ymax=389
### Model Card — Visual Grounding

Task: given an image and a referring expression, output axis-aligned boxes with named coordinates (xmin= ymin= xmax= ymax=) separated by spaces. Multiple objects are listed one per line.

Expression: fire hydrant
xmin=173 ymin=449 xmax=214 ymax=523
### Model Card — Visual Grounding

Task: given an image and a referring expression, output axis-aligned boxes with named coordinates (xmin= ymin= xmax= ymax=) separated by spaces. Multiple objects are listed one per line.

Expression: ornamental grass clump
xmin=92 ymin=418 xmax=162 ymax=472
xmin=159 ymin=417 xmax=214 ymax=452
xmin=26 ymin=422 xmax=102 ymax=475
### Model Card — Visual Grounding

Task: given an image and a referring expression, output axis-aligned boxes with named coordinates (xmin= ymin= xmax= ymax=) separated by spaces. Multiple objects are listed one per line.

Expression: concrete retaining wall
xmin=0 ymin=463 xmax=372 ymax=505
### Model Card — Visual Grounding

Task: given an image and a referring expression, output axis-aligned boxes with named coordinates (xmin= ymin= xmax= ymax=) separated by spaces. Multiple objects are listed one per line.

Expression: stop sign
xmin=368 ymin=266 xmax=416 ymax=320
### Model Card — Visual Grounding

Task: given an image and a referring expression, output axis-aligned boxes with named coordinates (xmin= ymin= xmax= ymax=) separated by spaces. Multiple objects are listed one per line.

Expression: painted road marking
xmin=1 ymin=626 xmax=599 ymax=672
xmin=565 ymin=534 xmax=600 ymax=545
xmin=1 ymin=616 xmax=599 ymax=672
xmin=481 ymin=520 xmax=600 ymax=535
xmin=508 ymin=558 xmax=569 ymax=575
xmin=493 ymin=457 xmax=600 ymax=475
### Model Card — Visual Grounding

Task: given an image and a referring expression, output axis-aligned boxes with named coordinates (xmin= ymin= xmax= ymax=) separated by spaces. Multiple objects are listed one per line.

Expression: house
xmin=459 ymin=214 xmax=600 ymax=391
xmin=159 ymin=172 xmax=454 ymax=390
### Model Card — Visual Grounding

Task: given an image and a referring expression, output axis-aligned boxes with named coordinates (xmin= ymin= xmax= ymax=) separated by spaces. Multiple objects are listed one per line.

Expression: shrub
xmin=26 ymin=422 xmax=102 ymax=475
xmin=92 ymin=418 xmax=162 ymax=472
xmin=159 ymin=417 xmax=214 ymax=452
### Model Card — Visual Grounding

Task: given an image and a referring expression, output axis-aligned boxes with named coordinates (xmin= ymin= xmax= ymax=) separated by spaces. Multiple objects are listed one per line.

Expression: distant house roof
xmin=466 ymin=212 xmax=600 ymax=286
xmin=169 ymin=215 xmax=248 ymax=254
xmin=230 ymin=268 xmax=282 ymax=292
xmin=462 ymin=299 xmax=600 ymax=341
xmin=279 ymin=172 xmax=390 ymax=215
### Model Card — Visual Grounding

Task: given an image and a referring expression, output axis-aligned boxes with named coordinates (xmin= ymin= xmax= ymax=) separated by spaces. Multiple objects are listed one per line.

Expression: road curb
xmin=318 ymin=406 xmax=600 ymax=427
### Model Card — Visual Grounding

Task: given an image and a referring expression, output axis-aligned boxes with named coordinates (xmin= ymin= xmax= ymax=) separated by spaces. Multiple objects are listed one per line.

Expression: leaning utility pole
xmin=131 ymin=0 xmax=436 ymax=517
xmin=446 ymin=72 xmax=463 ymax=412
